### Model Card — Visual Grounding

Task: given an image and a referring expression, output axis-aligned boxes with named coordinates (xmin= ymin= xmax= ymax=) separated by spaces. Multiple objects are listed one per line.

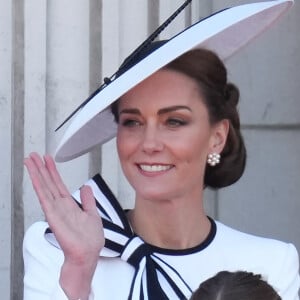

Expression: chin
xmin=135 ymin=187 xmax=180 ymax=203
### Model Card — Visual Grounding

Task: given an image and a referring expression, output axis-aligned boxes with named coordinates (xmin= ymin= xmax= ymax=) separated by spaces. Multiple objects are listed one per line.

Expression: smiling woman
xmin=22 ymin=1 xmax=299 ymax=300
xmin=116 ymin=66 xmax=228 ymax=205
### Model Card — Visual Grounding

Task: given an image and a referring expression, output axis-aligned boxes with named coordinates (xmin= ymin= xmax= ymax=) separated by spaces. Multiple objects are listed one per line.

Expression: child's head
xmin=191 ymin=271 xmax=281 ymax=300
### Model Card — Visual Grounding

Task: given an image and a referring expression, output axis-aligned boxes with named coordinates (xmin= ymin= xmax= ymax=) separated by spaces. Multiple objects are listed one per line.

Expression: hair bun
xmin=224 ymin=83 xmax=239 ymax=107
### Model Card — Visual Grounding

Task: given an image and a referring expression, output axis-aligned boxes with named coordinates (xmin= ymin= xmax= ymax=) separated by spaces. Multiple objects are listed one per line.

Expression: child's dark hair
xmin=190 ymin=271 xmax=281 ymax=300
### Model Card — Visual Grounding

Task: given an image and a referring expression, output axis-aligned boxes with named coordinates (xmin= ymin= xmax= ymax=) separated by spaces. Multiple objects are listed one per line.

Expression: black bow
xmin=45 ymin=174 xmax=193 ymax=299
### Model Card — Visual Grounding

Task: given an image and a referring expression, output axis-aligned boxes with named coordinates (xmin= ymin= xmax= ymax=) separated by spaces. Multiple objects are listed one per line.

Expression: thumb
xmin=80 ymin=185 xmax=98 ymax=215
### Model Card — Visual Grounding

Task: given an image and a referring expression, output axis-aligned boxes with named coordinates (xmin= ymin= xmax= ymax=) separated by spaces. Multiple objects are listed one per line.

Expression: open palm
xmin=24 ymin=152 xmax=104 ymax=266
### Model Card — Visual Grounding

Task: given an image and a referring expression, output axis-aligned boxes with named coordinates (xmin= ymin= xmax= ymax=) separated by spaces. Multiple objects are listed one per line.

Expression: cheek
xmin=116 ymin=130 xmax=138 ymax=160
xmin=178 ymin=138 xmax=210 ymax=181
xmin=116 ymin=132 xmax=126 ymax=160
xmin=170 ymin=129 xmax=211 ymax=156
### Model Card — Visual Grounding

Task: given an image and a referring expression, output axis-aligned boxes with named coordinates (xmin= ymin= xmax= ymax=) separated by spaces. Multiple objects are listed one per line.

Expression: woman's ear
xmin=209 ymin=119 xmax=229 ymax=153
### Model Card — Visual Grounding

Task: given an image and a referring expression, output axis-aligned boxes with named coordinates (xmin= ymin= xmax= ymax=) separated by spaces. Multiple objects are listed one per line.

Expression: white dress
xmin=23 ymin=174 xmax=300 ymax=300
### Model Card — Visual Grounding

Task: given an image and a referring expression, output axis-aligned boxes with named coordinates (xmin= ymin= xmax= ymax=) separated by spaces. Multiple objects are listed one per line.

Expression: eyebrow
xmin=158 ymin=105 xmax=191 ymax=115
xmin=119 ymin=105 xmax=192 ymax=116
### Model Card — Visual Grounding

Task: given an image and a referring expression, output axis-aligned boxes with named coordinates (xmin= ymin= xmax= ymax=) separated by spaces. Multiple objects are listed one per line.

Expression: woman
xmin=23 ymin=1 xmax=299 ymax=299
xmin=24 ymin=48 xmax=299 ymax=300
xmin=190 ymin=271 xmax=282 ymax=300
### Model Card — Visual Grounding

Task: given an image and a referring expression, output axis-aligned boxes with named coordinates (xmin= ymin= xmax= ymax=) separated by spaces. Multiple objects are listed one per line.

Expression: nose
xmin=141 ymin=124 xmax=164 ymax=154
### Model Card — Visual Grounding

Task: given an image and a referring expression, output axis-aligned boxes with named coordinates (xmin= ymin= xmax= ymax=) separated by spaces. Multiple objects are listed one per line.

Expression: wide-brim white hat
xmin=55 ymin=0 xmax=293 ymax=162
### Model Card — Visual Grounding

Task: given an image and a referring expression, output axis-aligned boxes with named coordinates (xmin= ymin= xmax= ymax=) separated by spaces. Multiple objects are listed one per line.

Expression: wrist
xmin=59 ymin=258 xmax=98 ymax=300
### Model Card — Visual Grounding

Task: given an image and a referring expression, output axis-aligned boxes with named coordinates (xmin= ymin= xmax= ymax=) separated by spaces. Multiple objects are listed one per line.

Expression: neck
xmin=128 ymin=194 xmax=211 ymax=250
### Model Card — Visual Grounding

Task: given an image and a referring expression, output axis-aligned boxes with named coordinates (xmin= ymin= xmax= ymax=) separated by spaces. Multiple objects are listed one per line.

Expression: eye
xmin=120 ymin=118 xmax=142 ymax=127
xmin=166 ymin=118 xmax=188 ymax=128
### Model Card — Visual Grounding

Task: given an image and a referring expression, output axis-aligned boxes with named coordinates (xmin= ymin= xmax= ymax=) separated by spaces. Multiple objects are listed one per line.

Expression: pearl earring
xmin=207 ymin=153 xmax=221 ymax=167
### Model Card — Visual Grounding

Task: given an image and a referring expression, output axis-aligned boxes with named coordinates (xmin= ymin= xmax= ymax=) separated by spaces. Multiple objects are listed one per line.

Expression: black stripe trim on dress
xmin=93 ymin=173 xmax=132 ymax=233
xmin=44 ymin=173 xmax=218 ymax=299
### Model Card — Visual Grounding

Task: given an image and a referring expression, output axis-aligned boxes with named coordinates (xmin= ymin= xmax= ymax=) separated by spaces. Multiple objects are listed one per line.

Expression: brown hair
xmin=191 ymin=271 xmax=281 ymax=300
xmin=165 ymin=48 xmax=246 ymax=188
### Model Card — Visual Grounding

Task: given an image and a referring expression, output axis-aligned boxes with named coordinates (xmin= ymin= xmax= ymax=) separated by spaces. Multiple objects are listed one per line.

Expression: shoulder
xmin=213 ymin=221 xmax=299 ymax=266
xmin=23 ymin=221 xmax=64 ymax=267
xmin=213 ymin=221 xmax=300 ymax=299
xmin=215 ymin=220 xmax=296 ymax=253
xmin=23 ymin=222 xmax=67 ymax=299
xmin=24 ymin=221 xmax=48 ymax=242
xmin=24 ymin=221 xmax=49 ymax=251
xmin=24 ymin=221 xmax=52 ymax=249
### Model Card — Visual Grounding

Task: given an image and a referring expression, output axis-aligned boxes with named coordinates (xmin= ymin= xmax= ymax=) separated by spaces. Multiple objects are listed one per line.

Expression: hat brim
xmin=55 ymin=0 xmax=293 ymax=162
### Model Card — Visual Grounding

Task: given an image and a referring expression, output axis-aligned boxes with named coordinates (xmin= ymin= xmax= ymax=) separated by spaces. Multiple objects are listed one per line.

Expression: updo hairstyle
xmin=165 ymin=48 xmax=246 ymax=188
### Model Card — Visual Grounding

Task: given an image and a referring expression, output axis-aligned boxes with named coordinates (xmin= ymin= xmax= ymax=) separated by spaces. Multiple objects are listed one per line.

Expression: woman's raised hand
xmin=24 ymin=152 xmax=104 ymax=298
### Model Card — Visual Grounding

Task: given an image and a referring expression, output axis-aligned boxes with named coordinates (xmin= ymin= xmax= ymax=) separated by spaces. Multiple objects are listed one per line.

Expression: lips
xmin=138 ymin=164 xmax=173 ymax=172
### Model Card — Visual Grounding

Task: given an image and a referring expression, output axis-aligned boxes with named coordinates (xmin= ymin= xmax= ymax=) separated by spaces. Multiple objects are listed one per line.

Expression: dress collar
xmin=45 ymin=173 xmax=216 ymax=300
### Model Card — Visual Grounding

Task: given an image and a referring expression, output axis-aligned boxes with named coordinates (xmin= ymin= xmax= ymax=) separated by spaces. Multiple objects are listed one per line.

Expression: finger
xmin=24 ymin=154 xmax=44 ymax=185
xmin=80 ymin=185 xmax=98 ymax=216
xmin=44 ymin=154 xmax=70 ymax=198
xmin=29 ymin=152 xmax=61 ymax=199
xmin=24 ymin=156 xmax=54 ymax=200
xmin=24 ymin=157 xmax=55 ymax=212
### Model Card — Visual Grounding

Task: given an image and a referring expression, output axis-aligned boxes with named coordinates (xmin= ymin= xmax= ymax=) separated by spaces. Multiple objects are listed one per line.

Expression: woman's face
xmin=116 ymin=69 xmax=227 ymax=202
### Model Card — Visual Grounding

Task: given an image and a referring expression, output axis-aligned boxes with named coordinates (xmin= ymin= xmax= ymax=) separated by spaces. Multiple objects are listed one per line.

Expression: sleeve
xmin=23 ymin=221 xmax=95 ymax=300
xmin=271 ymin=243 xmax=300 ymax=300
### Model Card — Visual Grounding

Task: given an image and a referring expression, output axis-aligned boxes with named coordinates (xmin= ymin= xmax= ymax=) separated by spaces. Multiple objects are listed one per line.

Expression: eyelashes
xmin=120 ymin=119 xmax=141 ymax=127
xmin=120 ymin=117 xmax=189 ymax=128
xmin=166 ymin=118 xmax=188 ymax=127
